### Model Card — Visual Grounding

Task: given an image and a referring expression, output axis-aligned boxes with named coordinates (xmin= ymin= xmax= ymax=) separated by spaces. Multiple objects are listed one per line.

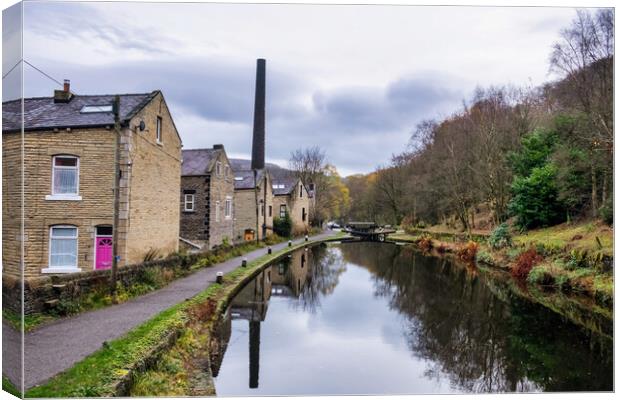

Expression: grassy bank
xmin=4 ymin=236 xmax=286 ymax=333
xmin=3 ymin=375 xmax=20 ymax=398
xmin=25 ymin=234 xmax=342 ymax=398
xmin=391 ymin=220 xmax=613 ymax=308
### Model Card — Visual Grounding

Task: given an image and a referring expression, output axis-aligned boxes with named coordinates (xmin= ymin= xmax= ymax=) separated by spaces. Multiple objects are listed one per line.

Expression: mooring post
xmin=242 ymin=258 xmax=248 ymax=267
xmin=305 ymin=235 xmax=308 ymax=242
xmin=267 ymin=247 xmax=272 ymax=254
xmin=288 ymin=240 xmax=292 ymax=247
xmin=216 ymin=271 xmax=223 ymax=284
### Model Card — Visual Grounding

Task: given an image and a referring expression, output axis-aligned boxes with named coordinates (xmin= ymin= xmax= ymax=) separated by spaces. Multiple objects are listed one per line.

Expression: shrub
xmin=488 ymin=223 xmax=512 ymax=249
xmin=476 ymin=250 xmax=494 ymax=265
xmin=143 ymin=248 xmax=161 ymax=262
xmin=456 ymin=241 xmax=479 ymax=264
xmin=417 ymin=236 xmax=433 ymax=252
xmin=273 ymin=212 xmax=293 ymax=237
xmin=511 ymin=247 xmax=543 ymax=280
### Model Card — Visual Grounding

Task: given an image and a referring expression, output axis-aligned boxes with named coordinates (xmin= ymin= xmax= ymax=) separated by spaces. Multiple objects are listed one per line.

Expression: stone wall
xmin=124 ymin=92 xmax=182 ymax=263
xmin=180 ymin=175 xmax=209 ymax=243
xmin=2 ymin=128 xmax=116 ymax=278
xmin=207 ymin=152 xmax=235 ymax=248
xmin=2 ymin=133 xmax=24 ymax=278
xmin=2 ymin=252 xmax=202 ymax=315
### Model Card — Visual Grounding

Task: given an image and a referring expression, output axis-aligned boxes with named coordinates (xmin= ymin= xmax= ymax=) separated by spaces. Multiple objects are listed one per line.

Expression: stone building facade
xmin=271 ymin=170 xmax=311 ymax=235
xmin=2 ymin=86 xmax=182 ymax=279
xmin=232 ymin=169 xmax=274 ymax=242
xmin=180 ymin=145 xmax=235 ymax=249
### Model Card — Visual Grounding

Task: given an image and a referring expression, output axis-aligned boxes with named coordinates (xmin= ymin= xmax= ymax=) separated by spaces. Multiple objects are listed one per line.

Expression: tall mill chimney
xmin=251 ymin=59 xmax=266 ymax=170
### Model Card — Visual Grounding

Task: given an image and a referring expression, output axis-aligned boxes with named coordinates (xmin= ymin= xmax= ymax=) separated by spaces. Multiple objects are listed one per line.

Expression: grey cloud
xmin=3 ymin=3 xmax=22 ymax=101
xmin=24 ymin=2 xmax=179 ymax=55
xmin=20 ymin=55 xmax=463 ymax=175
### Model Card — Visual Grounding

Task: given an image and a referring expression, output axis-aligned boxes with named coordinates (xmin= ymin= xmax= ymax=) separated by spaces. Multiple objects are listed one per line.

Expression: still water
xmin=211 ymin=242 xmax=612 ymax=395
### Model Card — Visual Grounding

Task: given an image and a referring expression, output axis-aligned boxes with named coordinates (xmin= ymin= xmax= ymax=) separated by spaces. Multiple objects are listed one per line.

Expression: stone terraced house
xmin=230 ymin=164 xmax=274 ymax=243
xmin=180 ymin=145 xmax=235 ymax=250
xmin=230 ymin=158 xmax=310 ymax=238
xmin=2 ymin=83 xmax=182 ymax=279
xmin=270 ymin=168 xmax=310 ymax=235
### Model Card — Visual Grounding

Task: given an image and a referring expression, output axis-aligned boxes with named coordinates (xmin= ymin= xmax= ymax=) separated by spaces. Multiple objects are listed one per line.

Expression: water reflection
xmin=211 ymin=242 xmax=612 ymax=395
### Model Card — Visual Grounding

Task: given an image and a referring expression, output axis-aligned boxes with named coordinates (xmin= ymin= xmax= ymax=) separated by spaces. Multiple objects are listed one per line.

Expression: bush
xmin=273 ymin=212 xmax=293 ymax=237
xmin=456 ymin=241 xmax=479 ymax=264
xmin=511 ymin=247 xmax=543 ymax=280
xmin=476 ymin=250 xmax=494 ymax=265
xmin=488 ymin=223 xmax=512 ymax=249
xmin=417 ymin=236 xmax=433 ymax=252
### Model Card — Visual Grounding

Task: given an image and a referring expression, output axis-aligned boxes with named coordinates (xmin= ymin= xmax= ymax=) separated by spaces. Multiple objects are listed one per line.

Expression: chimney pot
xmin=213 ymin=144 xmax=224 ymax=150
xmin=63 ymin=79 xmax=70 ymax=93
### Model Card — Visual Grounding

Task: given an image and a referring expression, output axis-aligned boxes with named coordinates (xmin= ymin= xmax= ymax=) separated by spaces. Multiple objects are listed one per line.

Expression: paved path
xmin=2 ymin=232 xmax=334 ymax=390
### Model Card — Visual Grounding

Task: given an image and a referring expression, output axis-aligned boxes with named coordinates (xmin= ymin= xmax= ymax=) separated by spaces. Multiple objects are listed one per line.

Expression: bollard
xmin=216 ymin=271 xmax=223 ymax=284
xmin=242 ymin=258 xmax=248 ymax=267
xmin=305 ymin=246 xmax=308 ymax=251
xmin=288 ymin=240 xmax=292 ymax=247
xmin=305 ymin=235 xmax=309 ymax=242
xmin=267 ymin=247 xmax=272 ymax=254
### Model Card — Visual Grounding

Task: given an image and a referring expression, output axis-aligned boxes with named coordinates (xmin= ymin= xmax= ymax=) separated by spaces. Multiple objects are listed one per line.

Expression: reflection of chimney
xmin=251 ymin=59 xmax=266 ymax=170
xmin=54 ymin=79 xmax=73 ymax=103
xmin=249 ymin=320 xmax=260 ymax=389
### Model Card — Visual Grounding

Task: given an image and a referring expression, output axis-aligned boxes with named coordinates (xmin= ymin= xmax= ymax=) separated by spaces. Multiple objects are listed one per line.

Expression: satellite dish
xmin=139 ymin=120 xmax=146 ymax=131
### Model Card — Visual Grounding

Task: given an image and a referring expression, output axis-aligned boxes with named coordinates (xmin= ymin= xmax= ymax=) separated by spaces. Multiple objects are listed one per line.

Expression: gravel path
xmin=2 ymin=232 xmax=333 ymax=390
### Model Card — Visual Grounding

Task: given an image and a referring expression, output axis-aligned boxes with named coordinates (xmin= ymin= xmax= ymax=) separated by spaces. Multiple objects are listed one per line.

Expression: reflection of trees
xmin=295 ymin=245 xmax=347 ymax=313
xmin=340 ymin=242 xmax=613 ymax=393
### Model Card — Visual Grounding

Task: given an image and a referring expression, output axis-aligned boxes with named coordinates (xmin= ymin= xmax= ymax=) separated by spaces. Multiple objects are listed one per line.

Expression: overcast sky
xmin=3 ymin=1 xmax=586 ymax=175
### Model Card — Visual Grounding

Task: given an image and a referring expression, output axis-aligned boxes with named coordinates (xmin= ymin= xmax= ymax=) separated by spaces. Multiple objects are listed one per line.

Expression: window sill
xmin=156 ymin=141 xmax=163 ymax=146
xmin=45 ymin=194 xmax=82 ymax=201
xmin=183 ymin=210 xmax=195 ymax=213
xmin=41 ymin=267 xmax=82 ymax=274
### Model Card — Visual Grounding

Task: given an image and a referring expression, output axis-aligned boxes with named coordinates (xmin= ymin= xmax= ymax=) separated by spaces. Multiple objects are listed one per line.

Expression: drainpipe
xmin=111 ymin=95 xmax=121 ymax=302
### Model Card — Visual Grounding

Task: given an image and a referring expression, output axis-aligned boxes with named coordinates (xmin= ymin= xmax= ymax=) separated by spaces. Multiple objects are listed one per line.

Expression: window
xmin=269 ymin=205 xmax=272 ymax=217
xmin=48 ymin=226 xmax=78 ymax=270
xmin=300 ymin=184 xmax=303 ymax=197
xmin=52 ymin=155 xmax=79 ymax=196
xmin=309 ymin=183 xmax=315 ymax=192
xmin=80 ymin=105 xmax=113 ymax=113
xmin=184 ymin=194 xmax=195 ymax=211
xmin=225 ymin=197 xmax=232 ymax=219
xmin=224 ymin=165 xmax=230 ymax=178
xmin=156 ymin=116 xmax=162 ymax=143
xmin=215 ymin=201 xmax=221 ymax=222
xmin=216 ymin=161 xmax=222 ymax=176
xmin=280 ymin=204 xmax=287 ymax=218
xmin=261 ymin=203 xmax=265 ymax=216
xmin=302 ymin=207 xmax=307 ymax=222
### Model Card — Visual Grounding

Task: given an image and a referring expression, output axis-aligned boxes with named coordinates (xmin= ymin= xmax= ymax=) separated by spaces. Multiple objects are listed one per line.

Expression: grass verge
xmin=25 ymin=234 xmax=340 ymax=398
xmin=3 ymin=375 xmax=21 ymax=398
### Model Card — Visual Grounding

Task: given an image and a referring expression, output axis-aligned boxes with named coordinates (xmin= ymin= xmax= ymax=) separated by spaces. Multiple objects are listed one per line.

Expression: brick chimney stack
xmin=54 ymin=79 xmax=73 ymax=103
xmin=251 ymin=59 xmax=266 ymax=171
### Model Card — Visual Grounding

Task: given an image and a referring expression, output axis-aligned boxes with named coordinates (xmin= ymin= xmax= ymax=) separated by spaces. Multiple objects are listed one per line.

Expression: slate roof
xmin=2 ymin=91 xmax=158 ymax=133
xmin=182 ymin=148 xmax=220 ymax=176
xmin=233 ymin=169 xmax=267 ymax=190
xmin=229 ymin=158 xmax=301 ymax=194
xmin=269 ymin=168 xmax=299 ymax=196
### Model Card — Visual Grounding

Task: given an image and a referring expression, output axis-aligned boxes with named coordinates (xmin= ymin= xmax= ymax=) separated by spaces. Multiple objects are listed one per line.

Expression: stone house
xmin=231 ymin=166 xmax=274 ymax=243
xmin=2 ymin=83 xmax=182 ymax=279
xmin=270 ymin=169 xmax=310 ymax=235
xmin=180 ymin=145 xmax=234 ymax=249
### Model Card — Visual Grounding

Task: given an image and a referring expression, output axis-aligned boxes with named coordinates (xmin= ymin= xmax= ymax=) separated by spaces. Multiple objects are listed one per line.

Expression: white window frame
xmin=216 ymin=161 xmax=222 ymax=177
xmin=280 ymin=204 xmax=287 ymax=218
xmin=46 ymin=155 xmax=82 ymax=201
xmin=224 ymin=165 xmax=230 ymax=179
xmin=42 ymin=225 xmax=81 ymax=274
xmin=184 ymin=194 xmax=195 ymax=212
xmin=225 ymin=197 xmax=232 ymax=219
xmin=156 ymin=116 xmax=163 ymax=143
xmin=215 ymin=200 xmax=221 ymax=222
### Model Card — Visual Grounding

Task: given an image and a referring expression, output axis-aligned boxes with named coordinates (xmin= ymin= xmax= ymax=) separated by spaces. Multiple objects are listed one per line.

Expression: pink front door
xmin=95 ymin=236 xmax=113 ymax=270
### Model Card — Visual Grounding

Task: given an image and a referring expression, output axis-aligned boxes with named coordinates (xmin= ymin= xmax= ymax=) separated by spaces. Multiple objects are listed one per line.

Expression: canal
xmin=210 ymin=241 xmax=613 ymax=395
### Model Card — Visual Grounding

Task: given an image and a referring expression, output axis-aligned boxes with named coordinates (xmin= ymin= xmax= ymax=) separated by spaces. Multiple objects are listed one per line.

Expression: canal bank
xmin=142 ymin=241 xmax=612 ymax=395
xmin=388 ymin=227 xmax=613 ymax=339
xmin=24 ymin=232 xmax=344 ymax=398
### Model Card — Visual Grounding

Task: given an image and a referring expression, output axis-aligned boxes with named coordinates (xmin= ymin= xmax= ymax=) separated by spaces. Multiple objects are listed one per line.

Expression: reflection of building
xmin=271 ymin=249 xmax=311 ymax=297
